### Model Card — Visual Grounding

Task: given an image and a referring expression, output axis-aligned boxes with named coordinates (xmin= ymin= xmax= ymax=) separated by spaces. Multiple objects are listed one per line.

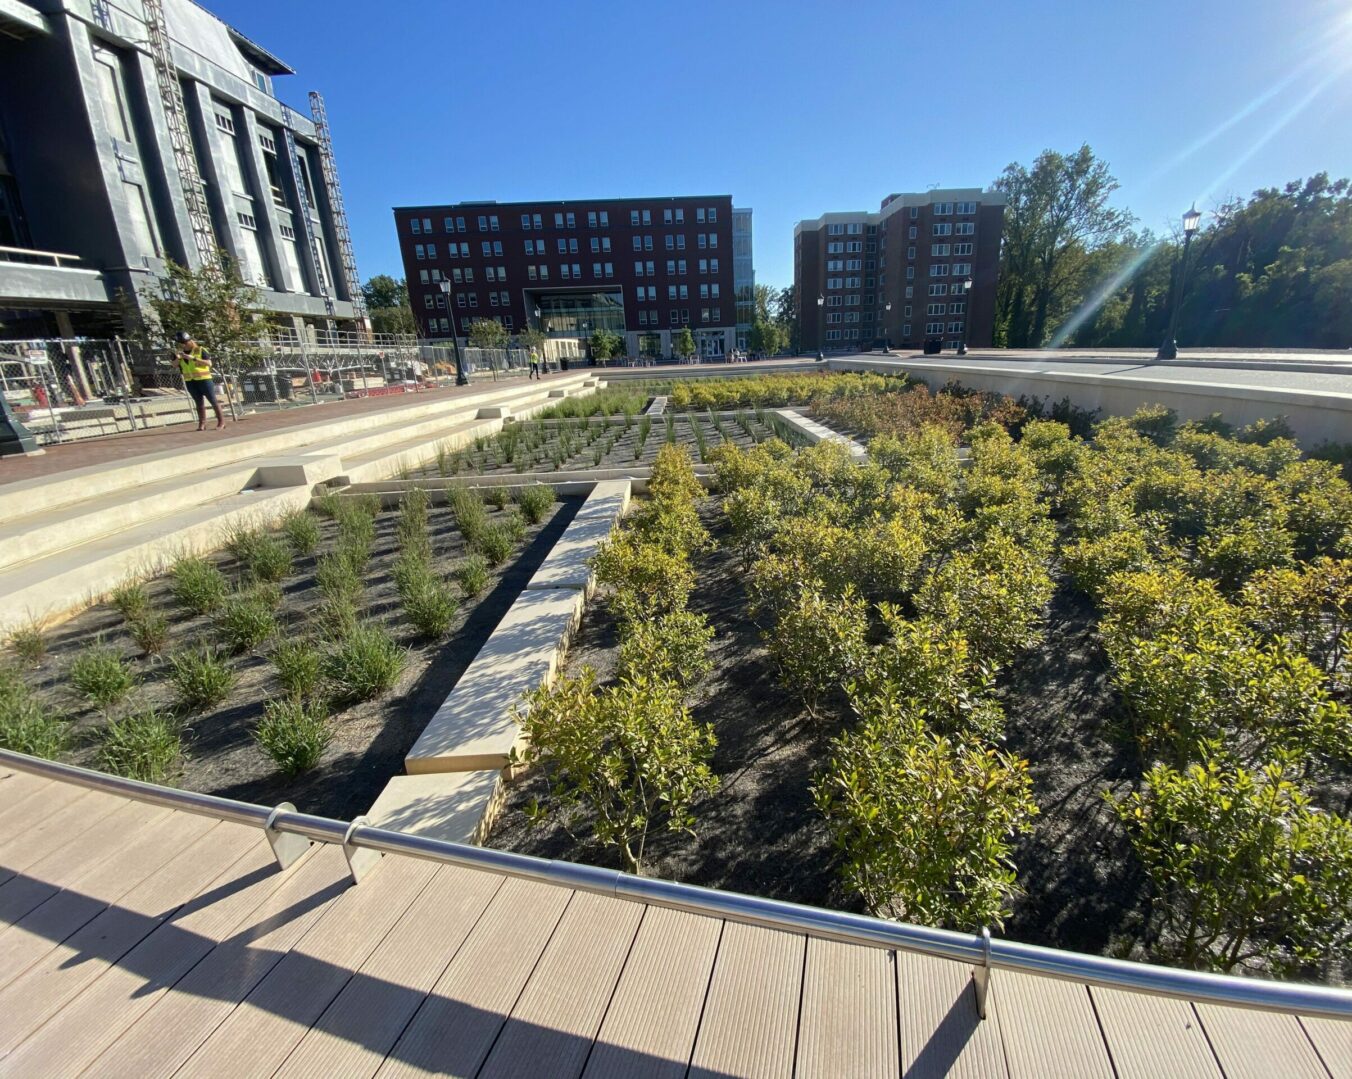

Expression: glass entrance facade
xmin=532 ymin=290 xmax=625 ymax=335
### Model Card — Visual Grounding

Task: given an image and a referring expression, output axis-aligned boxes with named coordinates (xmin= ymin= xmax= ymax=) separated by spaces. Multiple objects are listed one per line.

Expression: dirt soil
xmin=27 ymin=496 xmax=579 ymax=821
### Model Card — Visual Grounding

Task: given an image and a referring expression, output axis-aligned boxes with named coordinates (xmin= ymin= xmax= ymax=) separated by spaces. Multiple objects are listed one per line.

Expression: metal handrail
xmin=0 ymin=246 xmax=85 ymax=268
xmin=3 ymin=748 xmax=1350 ymax=1020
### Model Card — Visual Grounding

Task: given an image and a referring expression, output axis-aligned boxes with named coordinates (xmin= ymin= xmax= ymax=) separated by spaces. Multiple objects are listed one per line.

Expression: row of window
xmin=825 ymin=259 xmax=864 ymax=272
xmin=826 ymin=222 xmax=869 ymax=236
xmin=928 ymin=243 xmax=975 ymax=257
xmin=826 ymin=241 xmax=867 ymax=254
xmin=925 ymin=302 xmax=968 ymax=315
xmin=409 ymin=206 xmax=724 ymax=236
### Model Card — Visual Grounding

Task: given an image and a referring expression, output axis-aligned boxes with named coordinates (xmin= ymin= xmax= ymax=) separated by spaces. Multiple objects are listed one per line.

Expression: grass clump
xmin=171 ymin=557 xmax=228 ymax=615
xmin=324 ymin=624 xmax=406 ymax=703
xmin=7 ymin=621 xmax=47 ymax=667
xmin=246 ymin=534 xmax=293 ymax=583
xmin=474 ymin=524 xmax=515 ymax=567
xmin=0 ymin=671 xmax=66 ymax=758
xmin=225 ymin=524 xmax=264 ymax=564
xmin=315 ymin=596 xmax=361 ymax=641
xmin=313 ymin=489 xmax=342 ymax=519
xmin=315 ymin=549 xmax=364 ymax=603
xmin=484 ymin=485 xmax=510 ymax=510
xmin=281 ymin=510 xmax=322 ymax=555
xmin=517 ymin=485 xmax=555 ymax=524
xmin=110 ymin=581 xmax=150 ymax=621
xmin=217 ymin=594 xmax=277 ymax=653
xmin=128 ymin=612 xmax=170 ymax=657
xmin=168 ymin=643 xmax=235 ymax=711
xmin=397 ymin=560 xmax=459 ymax=639
xmin=397 ymin=489 xmax=432 ymax=557
xmin=99 ymin=709 xmax=181 ymax=783
xmin=69 ymin=643 xmax=136 ymax=709
xmin=255 ymin=696 xmax=331 ymax=775
xmin=271 ymin=637 xmax=323 ymax=698
xmin=449 ymin=488 xmax=488 ymax=546
xmin=457 ymin=554 xmax=490 ymax=597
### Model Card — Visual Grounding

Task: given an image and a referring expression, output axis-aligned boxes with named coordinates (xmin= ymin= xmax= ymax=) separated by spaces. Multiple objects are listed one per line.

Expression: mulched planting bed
xmin=13 ymin=494 xmax=578 ymax=820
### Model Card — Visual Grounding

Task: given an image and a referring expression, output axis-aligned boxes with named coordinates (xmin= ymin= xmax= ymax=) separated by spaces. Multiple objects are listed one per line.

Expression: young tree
xmin=674 ymin=326 xmax=696 ymax=360
xmin=361 ymin=275 xmax=415 ymax=336
xmin=773 ymin=284 xmax=800 ymax=353
xmin=518 ymin=327 xmax=547 ymax=355
xmin=145 ymin=252 xmax=274 ymax=375
xmin=748 ymin=320 xmax=786 ymax=357
xmin=467 ymin=318 xmax=508 ymax=350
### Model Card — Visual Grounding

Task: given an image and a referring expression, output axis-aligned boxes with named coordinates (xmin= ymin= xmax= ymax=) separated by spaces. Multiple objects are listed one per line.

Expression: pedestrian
xmin=529 ymin=347 xmax=541 ymax=380
xmin=176 ymin=330 xmax=225 ymax=431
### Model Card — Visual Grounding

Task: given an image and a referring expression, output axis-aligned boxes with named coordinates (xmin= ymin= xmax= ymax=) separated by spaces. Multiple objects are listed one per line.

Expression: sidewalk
xmin=0 ymin=372 xmax=563 ymax=486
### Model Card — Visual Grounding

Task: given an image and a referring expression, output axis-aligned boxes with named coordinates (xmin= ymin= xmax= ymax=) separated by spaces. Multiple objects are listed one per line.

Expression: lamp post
xmin=1157 ymin=205 xmax=1203 ymax=360
xmin=957 ymin=277 xmax=973 ymax=355
xmin=533 ymin=306 xmax=544 ymax=374
xmin=816 ymin=294 xmax=825 ymax=361
xmin=437 ymin=280 xmax=469 ymax=386
xmin=883 ymin=302 xmax=892 ymax=353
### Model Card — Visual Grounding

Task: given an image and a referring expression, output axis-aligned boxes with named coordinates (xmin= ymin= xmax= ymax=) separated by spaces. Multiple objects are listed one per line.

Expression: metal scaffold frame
xmin=142 ymin=0 xmax=216 ymax=267
xmin=309 ymin=91 xmax=367 ymax=328
xmin=281 ymin=126 xmax=335 ymax=319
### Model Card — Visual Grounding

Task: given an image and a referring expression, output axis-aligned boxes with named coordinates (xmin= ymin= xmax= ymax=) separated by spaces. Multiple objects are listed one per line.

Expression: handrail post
xmin=342 ymin=816 xmax=382 ymax=883
xmin=265 ymin=803 xmax=310 ymax=869
xmin=974 ymin=926 xmax=992 ymax=1020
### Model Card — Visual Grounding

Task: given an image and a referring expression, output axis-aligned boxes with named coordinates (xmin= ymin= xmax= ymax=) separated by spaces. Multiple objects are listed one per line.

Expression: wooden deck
xmin=0 ymin=763 xmax=1348 ymax=1077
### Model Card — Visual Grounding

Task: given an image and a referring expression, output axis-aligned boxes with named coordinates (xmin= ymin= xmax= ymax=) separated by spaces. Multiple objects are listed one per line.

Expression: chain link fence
xmin=0 ymin=331 xmax=544 ymax=447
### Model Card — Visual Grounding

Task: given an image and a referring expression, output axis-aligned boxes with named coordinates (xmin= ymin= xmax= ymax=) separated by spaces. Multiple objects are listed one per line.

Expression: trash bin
xmin=923 ymin=337 xmax=942 ymax=355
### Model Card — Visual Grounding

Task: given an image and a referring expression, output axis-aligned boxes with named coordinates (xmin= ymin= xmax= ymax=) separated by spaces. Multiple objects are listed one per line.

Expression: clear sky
xmin=209 ymin=0 xmax=1352 ymax=291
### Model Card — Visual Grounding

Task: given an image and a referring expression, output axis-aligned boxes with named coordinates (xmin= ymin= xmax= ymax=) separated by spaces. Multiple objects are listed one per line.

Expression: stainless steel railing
xmin=3 ymin=747 xmax=1349 ymax=1021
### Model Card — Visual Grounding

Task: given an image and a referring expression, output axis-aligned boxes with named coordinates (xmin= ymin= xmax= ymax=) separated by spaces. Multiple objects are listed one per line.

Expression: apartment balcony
xmin=0 ymin=247 xmax=112 ymax=309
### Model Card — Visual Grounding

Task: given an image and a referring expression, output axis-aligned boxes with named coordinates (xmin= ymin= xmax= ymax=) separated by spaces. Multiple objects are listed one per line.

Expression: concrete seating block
xmin=366 ymin=771 xmax=504 ymax=846
xmin=476 ymin=406 xmax=511 ymax=419
xmin=547 ymin=389 xmax=569 ymax=398
xmin=525 ymin=480 xmax=630 ymax=593
xmin=251 ymin=454 xmax=344 ymax=488
xmin=405 ymin=587 xmax=585 ymax=774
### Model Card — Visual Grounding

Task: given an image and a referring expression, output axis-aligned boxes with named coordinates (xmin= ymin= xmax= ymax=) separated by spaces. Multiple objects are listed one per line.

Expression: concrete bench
xmin=366 ymin=771 xmax=505 ymax=846
xmin=525 ymin=479 xmax=631 ymax=594
xmin=404 ymin=587 xmax=585 ymax=774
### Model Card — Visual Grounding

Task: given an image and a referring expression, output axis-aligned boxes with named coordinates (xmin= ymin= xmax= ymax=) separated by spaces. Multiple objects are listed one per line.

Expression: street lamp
xmin=437 ymin=279 xmax=469 ymax=386
xmin=883 ymin=303 xmax=892 ymax=353
xmin=1157 ymin=205 xmax=1203 ymax=360
xmin=957 ymin=278 xmax=973 ymax=355
xmin=816 ymin=294 xmax=825 ymax=361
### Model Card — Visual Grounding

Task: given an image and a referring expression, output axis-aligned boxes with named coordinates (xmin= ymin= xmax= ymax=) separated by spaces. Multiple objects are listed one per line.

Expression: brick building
xmin=394 ymin=196 xmax=752 ymax=360
xmin=794 ymin=188 xmax=1004 ymax=353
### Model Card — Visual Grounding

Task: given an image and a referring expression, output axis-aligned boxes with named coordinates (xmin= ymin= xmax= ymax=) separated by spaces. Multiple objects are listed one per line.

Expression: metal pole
xmin=112 ymin=336 xmax=140 ymax=430
xmin=1157 ymin=229 xmax=1194 ymax=361
xmin=297 ymin=335 xmax=319 ymax=406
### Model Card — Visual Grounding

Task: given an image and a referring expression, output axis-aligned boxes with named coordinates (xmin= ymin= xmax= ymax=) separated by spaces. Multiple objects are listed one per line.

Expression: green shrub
xmin=0 ymin=678 xmax=66 ymax=759
xmin=814 ymin=710 xmax=1037 ymax=929
xmin=617 ymin=610 xmax=715 ymax=689
xmin=128 ymin=612 xmax=170 ymax=657
xmin=402 ymin=579 xmax=460 ymax=639
xmin=168 ymin=643 xmax=235 ymax=711
xmin=313 ymin=489 xmax=342 ymax=519
xmin=314 ymin=596 xmax=360 ymax=641
xmin=762 ymin=585 xmax=869 ymax=719
xmin=324 ymin=623 xmax=407 ymax=703
xmin=171 ymin=557 xmax=228 ymax=615
xmin=1112 ymin=758 xmax=1352 ymax=973
xmin=69 ymin=643 xmax=136 ymax=709
xmin=7 ymin=621 xmax=47 ymax=666
xmin=456 ymin=554 xmax=490 ymax=596
xmin=225 ymin=523 xmax=264 ymax=564
xmin=110 ymin=581 xmax=150 ymax=622
xmin=315 ymin=550 xmax=363 ymax=602
xmin=255 ymin=695 xmax=332 ymax=775
xmin=216 ymin=594 xmax=277 ymax=654
xmin=474 ymin=523 xmax=515 ymax=567
xmin=484 ymin=485 xmax=510 ymax=510
xmin=516 ymin=484 xmax=555 ymax=524
xmin=449 ymin=488 xmax=488 ymax=546
xmin=517 ymin=670 xmax=717 ymax=874
xmin=396 ymin=489 xmax=431 ymax=556
xmin=270 ymin=637 xmax=323 ymax=698
xmin=593 ymin=534 xmax=694 ymax=623
xmin=99 ymin=709 xmax=181 ymax=783
xmin=281 ymin=510 xmax=321 ymax=555
xmin=246 ymin=534 xmax=293 ymax=583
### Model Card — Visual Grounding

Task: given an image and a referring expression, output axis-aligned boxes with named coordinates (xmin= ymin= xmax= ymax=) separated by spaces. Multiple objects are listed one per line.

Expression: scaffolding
xmin=309 ymin=91 xmax=367 ymax=330
xmin=281 ymin=127 xmax=335 ymax=319
xmin=142 ymin=0 xmax=216 ymax=267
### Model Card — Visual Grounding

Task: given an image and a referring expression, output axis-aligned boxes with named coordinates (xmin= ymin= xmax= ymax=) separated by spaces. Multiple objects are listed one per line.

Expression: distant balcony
xmin=0 ymin=247 xmax=112 ymax=308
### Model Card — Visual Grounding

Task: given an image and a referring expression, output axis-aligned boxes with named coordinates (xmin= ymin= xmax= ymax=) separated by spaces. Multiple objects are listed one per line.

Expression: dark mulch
xmin=25 ymin=496 xmax=579 ymax=821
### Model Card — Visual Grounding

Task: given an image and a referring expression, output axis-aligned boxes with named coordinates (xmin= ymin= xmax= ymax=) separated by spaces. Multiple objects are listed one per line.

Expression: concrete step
xmin=366 ymin=772 xmax=505 ymax=847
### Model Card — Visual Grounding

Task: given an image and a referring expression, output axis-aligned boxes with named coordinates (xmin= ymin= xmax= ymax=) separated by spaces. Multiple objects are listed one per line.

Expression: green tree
xmin=673 ymin=326 xmax=696 ymax=360
xmin=519 ymin=326 xmax=547 ymax=356
xmin=145 ymin=252 xmax=274 ymax=376
xmin=773 ymin=285 xmax=800 ymax=352
xmin=753 ymin=282 xmax=776 ymax=323
xmin=467 ymin=318 xmax=508 ymax=350
xmin=361 ymin=275 xmax=416 ymax=336
xmin=747 ymin=319 xmax=786 ymax=357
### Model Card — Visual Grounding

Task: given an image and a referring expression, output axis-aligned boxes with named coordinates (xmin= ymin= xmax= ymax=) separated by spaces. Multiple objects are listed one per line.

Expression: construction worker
xmin=176 ymin=330 xmax=224 ymax=430
xmin=528 ymin=347 xmax=541 ymax=380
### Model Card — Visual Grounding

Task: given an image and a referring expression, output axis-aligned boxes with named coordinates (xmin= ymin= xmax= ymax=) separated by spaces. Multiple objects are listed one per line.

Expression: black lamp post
xmin=957 ymin=277 xmax=973 ymax=354
xmin=1157 ymin=205 xmax=1203 ymax=360
xmin=816 ymin=294 xmax=825 ymax=361
xmin=438 ymin=279 xmax=469 ymax=385
xmin=883 ymin=303 xmax=892 ymax=353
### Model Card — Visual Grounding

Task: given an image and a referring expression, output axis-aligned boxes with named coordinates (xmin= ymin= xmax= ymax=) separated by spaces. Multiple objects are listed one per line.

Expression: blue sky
xmin=211 ymin=0 xmax=1352 ymax=291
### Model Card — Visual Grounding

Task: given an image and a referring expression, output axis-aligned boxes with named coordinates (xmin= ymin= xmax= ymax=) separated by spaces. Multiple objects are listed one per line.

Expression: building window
xmin=675 ymin=209 xmax=683 ymax=224
xmin=933 ymin=223 xmax=953 ymax=236
xmin=588 ymin=211 xmax=598 ymax=227
xmin=538 ymin=265 xmax=548 ymax=279
xmin=558 ymin=239 xmax=568 ymax=254
xmin=606 ymin=262 xmax=614 ymax=278
xmin=478 ymin=215 xmax=488 ymax=231
xmin=710 ymin=258 xmax=718 ymax=273
xmin=903 ymin=323 xmax=911 ymax=336
xmin=701 ymin=308 xmax=710 ymax=323
xmin=679 ymin=285 xmax=688 ymax=300
xmin=555 ymin=212 xmax=564 ymax=228
xmin=930 ymin=264 xmax=950 ymax=277
xmin=214 ymin=111 xmax=234 ymax=133
xmin=414 ymin=243 xmax=425 ymax=260
xmin=908 ymin=226 xmax=917 ymax=239
xmin=602 ymin=237 xmax=611 ymax=252
xmin=847 ymin=241 xmax=862 ymax=253
xmin=632 ymin=236 xmax=642 ymax=251
xmin=630 ymin=210 xmax=640 ymax=226
xmin=452 ymin=268 xmax=463 ymax=283
xmin=957 ymin=201 xmax=977 ymax=214
xmin=644 ymin=261 xmax=653 ymax=276
xmin=490 ymin=215 xmax=499 ymax=231
xmin=463 ymin=268 xmax=474 ymax=283
xmin=827 ymin=223 xmax=844 ymax=235
xmin=522 ymin=213 xmax=532 ymax=229
xmin=644 ymin=235 xmax=653 ymax=251
xmin=929 ymin=284 xmax=949 ymax=296
xmin=932 ymin=244 xmax=950 ymax=256
xmin=676 ymin=235 xmax=685 ymax=250
xmin=952 ymin=262 xmax=972 ymax=275
xmin=934 ymin=202 xmax=953 ymax=215
xmin=926 ymin=321 xmax=944 ymax=334
xmin=678 ymin=259 xmax=686 ymax=274
xmin=949 ymin=302 xmax=967 ymax=314
xmin=663 ymin=208 xmax=673 ymax=224
xmin=700 ymin=284 xmax=709 ymax=299
xmin=665 ymin=235 xmax=674 ymax=250
xmin=566 ymin=212 xmax=575 ymax=228
xmin=641 ymin=209 xmax=651 ymax=225
xmin=591 ymin=237 xmax=601 ymax=253
xmin=957 ymin=222 xmax=975 ymax=236
xmin=528 ymin=266 xmax=537 ymax=280
xmin=410 ymin=218 xmax=422 ymax=235
xmin=711 ymin=283 xmax=719 ymax=298
xmin=927 ymin=303 xmax=946 ymax=316
xmin=827 ymin=242 xmax=844 ymax=254
xmin=948 ymin=321 xmax=965 ymax=334
xmin=909 ymin=207 xmax=918 ymax=220
xmin=568 ymin=238 xmax=578 ymax=254
xmin=594 ymin=262 xmax=603 ymax=278
xmin=954 ymin=243 xmax=973 ymax=256
xmin=561 ymin=264 xmax=571 ymax=280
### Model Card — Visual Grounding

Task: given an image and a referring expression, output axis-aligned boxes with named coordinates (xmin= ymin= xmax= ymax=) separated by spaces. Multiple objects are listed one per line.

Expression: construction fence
xmin=0 ymin=332 xmax=537 ymax=447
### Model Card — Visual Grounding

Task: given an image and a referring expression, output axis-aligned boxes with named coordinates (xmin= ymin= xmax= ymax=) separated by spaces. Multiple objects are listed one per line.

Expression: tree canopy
xmin=360 ymin=275 xmax=416 ymax=336
xmin=144 ymin=252 xmax=273 ymax=373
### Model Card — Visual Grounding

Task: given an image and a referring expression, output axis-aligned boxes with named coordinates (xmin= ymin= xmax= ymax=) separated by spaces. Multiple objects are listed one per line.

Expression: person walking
xmin=176 ymin=331 xmax=225 ymax=430
xmin=528 ymin=347 xmax=541 ymax=380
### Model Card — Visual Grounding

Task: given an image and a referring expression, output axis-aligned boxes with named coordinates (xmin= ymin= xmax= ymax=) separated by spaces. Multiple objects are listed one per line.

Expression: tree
xmin=772 ymin=285 xmax=800 ymax=353
xmin=588 ymin=328 xmax=624 ymax=362
xmin=674 ymin=326 xmax=696 ymax=360
xmin=753 ymin=282 xmax=776 ymax=323
xmin=994 ymin=145 xmax=1132 ymax=347
xmin=747 ymin=319 xmax=786 ymax=357
xmin=360 ymin=274 xmax=416 ymax=336
xmin=144 ymin=252 xmax=274 ymax=375
xmin=519 ymin=327 xmax=547 ymax=355
xmin=467 ymin=318 xmax=508 ymax=350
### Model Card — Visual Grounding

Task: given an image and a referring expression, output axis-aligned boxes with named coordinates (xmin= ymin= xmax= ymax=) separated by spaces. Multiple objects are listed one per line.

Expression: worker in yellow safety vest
xmin=176 ymin=330 xmax=225 ymax=430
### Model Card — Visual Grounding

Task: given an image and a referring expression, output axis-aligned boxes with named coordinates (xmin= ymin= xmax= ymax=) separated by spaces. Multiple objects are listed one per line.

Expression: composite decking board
xmin=0 ymin=819 xmax=256 ymax=1055
xmin=1195 ymin=1003 xmax=1333 ymax=1079
xmin=0 ymin=799 xmax=169 ymax=928
xmin=274 ymin=863 xmax=504 ymax=1078
xmin=375 ymin=877 xmax=573 ymax=1079
xmin=174 ymin=854 xmax=440 ymax=1078
xmin=1302 ymin=1016 xmax=1352 ymax=1079
xmin=0 ymin=836 xmax=307 ymax=1076
xmin=0 ymin=810 xmax=217 ymax=993
xmin=0 ymin=768 xmax=52 ymax=822
xmin=81 ymin=844 xmax=351 ymax=1079
xmin=991 ymin=970 xmax=1114 ymax=1079
xmin=477 ymin=890 xmax=644 ymax=1079
xmin=687 ymin=922 xmax=806 ymax=1079
xmin=582 ymin=906 xmax=723 ymax=1079
xmin=795 ymin=938 xmax=900 ymax=1079
xmin=0 ymin=785 xmax=117 ymax=880
xmin=896 ymin=950 xmax=1009 ymax=1079
xmin=1089 ymin=988 xmax=1222 ymax=1079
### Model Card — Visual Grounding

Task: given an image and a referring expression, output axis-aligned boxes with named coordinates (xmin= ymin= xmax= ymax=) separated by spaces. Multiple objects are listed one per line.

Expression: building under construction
xmin=0 ymin=0 xmax=365 ymax=339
